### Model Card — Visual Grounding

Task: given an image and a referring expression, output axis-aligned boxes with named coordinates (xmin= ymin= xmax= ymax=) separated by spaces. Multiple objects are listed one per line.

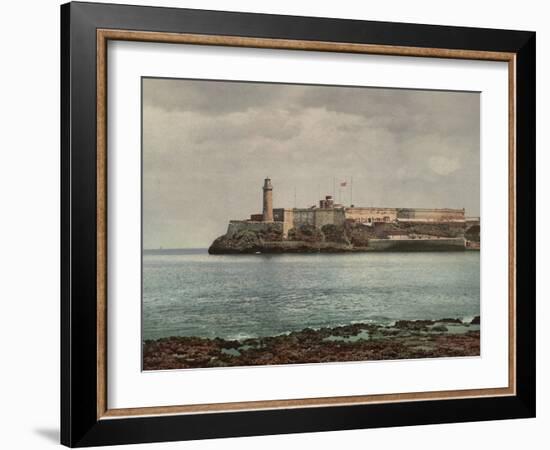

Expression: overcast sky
xmin=142 ymin=78 xmax=479 ymax=249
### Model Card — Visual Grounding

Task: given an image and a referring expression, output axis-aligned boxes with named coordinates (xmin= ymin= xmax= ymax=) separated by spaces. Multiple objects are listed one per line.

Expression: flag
xmin=340 ymin=181 xmax=347 ymax=187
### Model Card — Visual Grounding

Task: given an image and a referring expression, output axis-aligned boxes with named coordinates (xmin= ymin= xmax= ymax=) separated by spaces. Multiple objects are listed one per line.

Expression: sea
xmin=142 ymin=250 xmax=480 ymax=341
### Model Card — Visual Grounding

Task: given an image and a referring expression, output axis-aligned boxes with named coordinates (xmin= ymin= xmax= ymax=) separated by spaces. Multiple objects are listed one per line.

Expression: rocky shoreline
xmin=143 ymin=317 xmax=480 ymax=370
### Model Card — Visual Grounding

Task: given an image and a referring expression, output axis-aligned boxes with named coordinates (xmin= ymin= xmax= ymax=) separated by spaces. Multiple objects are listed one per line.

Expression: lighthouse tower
xmin=262 ymin=177 xmax=274 ymax=222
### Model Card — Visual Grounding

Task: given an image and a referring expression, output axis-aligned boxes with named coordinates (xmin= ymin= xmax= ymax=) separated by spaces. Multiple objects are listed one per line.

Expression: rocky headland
xmin=208 ymin=221 xmax=479 ymax=254
xmin=143 ymin=316 xmax=480 ymax=370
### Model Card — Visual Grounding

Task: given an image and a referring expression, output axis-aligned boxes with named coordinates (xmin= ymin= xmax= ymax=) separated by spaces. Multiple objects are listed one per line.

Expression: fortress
xmin=209 ymin=178 xmax=480 ymax=254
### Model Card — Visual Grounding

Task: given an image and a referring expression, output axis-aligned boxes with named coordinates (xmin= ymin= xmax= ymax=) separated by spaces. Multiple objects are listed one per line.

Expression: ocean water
xmin=142 ymin=250 xmax=480 ymax=341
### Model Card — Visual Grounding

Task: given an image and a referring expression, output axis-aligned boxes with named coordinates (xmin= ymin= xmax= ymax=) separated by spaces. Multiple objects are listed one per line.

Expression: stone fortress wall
xmin=346 ymin=207 xmax=398 ymax=223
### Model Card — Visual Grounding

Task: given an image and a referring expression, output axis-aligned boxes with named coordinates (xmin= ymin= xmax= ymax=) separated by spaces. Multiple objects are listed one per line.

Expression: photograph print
xmin=141 ymin=78 xmax=481 ymax=371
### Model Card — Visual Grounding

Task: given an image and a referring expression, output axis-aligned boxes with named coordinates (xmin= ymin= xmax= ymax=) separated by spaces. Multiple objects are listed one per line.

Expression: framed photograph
xmin=61 ymin=1 xmax=536 ymax=447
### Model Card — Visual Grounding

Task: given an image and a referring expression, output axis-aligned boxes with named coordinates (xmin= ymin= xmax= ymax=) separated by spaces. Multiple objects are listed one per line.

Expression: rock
xmin=287 ymin=224 xmax=324 ymax=243
xmin=438 ymin=318 xmax=463 ymax=324
xmin=208 ymin=230 xmax=261 ymax=254
xmin=470 ymin=316 xmax=480 ymax=325
xmin=344 ymin=221 xmax=372 ymax=246
xmin=395 ymin=319 xmax=434 ymax=330
xmin=321 ymin=224 xmax=350 ymax=244
xmin=208 ymin=217 xmax=472 ymax=254
xmin=431 ymin=325 xmax=448 ymax=332
xmin=209 ymin=229 xmax=357 ymax=254
xmin=465 ymin=225 xmax=480 ymax=242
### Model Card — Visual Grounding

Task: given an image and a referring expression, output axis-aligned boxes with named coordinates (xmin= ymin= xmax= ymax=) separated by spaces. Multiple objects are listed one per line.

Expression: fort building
xmin=225 ymin=178 xmax=470 ymax=239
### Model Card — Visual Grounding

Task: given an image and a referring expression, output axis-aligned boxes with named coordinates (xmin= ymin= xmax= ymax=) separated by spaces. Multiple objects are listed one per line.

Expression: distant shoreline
xmin=143 ymin=248 xmax=208 ymax=255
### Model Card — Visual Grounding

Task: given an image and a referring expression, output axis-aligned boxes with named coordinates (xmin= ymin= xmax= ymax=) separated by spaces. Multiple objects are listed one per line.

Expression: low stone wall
xmin=367 ymin=238 xmax=466 ymax=251
xmin=397 ymin=208 xmax=465 ymax=221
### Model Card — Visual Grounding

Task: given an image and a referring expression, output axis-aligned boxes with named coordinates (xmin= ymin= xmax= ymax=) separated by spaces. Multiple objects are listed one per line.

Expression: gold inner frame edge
xmin=96 ymin=28 xmax=517 ymax=420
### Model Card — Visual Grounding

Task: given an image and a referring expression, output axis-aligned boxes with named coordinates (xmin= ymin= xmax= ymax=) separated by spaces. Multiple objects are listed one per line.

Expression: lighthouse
xmin=262 ymin=177 xmax=273 ymax=222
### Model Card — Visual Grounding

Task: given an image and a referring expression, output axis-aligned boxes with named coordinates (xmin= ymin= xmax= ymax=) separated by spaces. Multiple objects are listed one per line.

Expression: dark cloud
xmin=142 ymin=78 xmax=480 ymax=249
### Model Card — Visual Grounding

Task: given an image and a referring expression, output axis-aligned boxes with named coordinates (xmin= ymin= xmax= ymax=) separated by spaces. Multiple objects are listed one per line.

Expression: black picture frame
xmin=61 ymin=1 xmax=536 ymax=447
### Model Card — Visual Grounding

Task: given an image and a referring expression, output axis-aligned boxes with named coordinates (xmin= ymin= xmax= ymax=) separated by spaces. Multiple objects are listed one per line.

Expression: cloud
xmin=143 ymin=78 xmax=297 ymax=115
xmin=142 ymin=78 xmax=480 ymax=248
xmin=428 ymin=156 xmax=461 ymax=176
